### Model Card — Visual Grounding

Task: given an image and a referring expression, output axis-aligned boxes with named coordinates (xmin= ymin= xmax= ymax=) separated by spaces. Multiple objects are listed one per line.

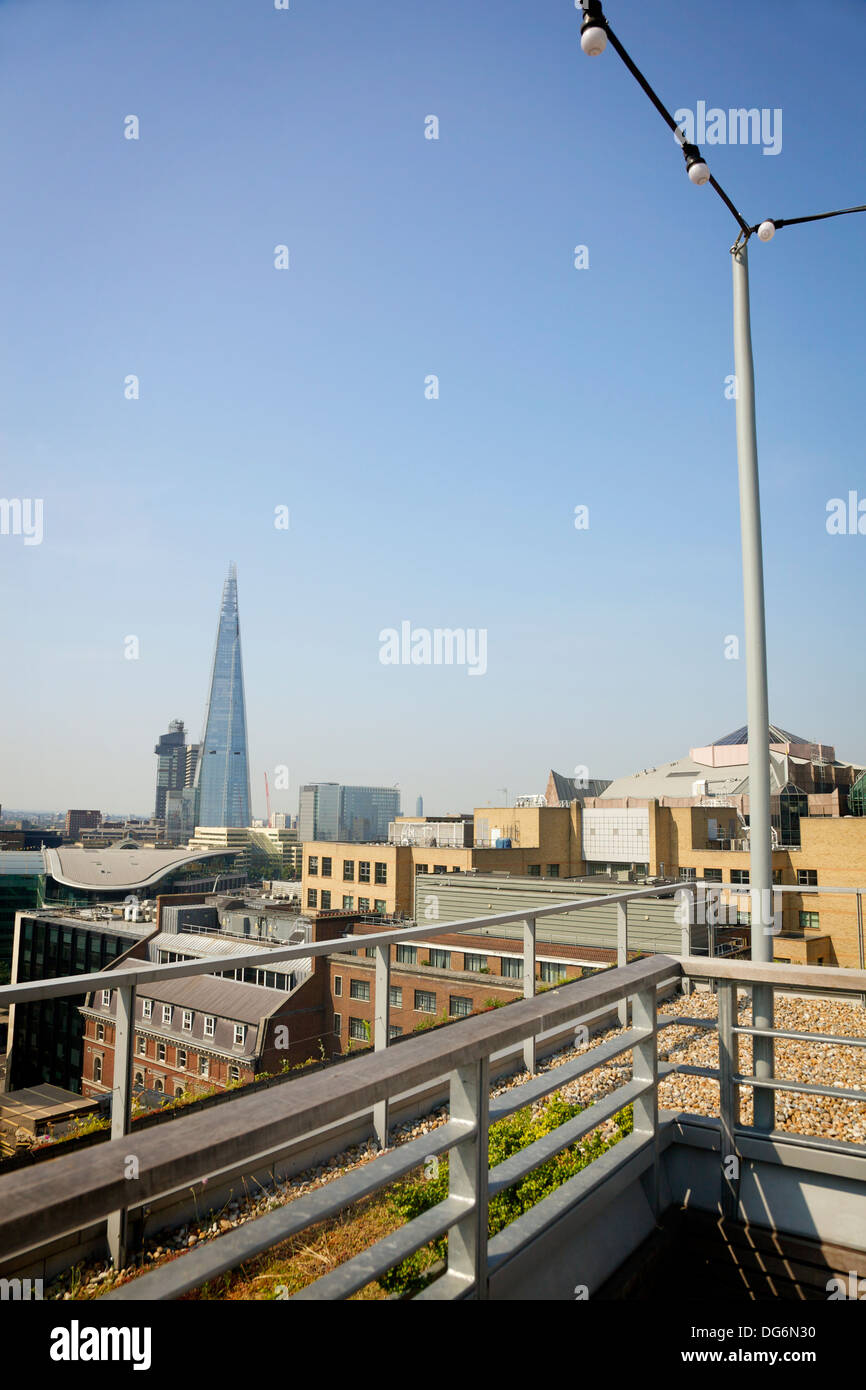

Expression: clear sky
xmin=1 ymin=0 xmax=864 ymax=819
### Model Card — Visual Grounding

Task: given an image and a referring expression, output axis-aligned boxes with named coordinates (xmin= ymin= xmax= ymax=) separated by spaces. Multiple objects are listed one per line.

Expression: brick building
xmin=80 ymin=973 xmax=327 ymax=1100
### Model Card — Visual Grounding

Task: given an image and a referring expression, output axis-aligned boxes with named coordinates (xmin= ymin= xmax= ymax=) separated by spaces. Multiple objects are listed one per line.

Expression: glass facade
xmin=194 ymin=565 xmax=252 ymax=828
xmin=9 ymin=917 xmax=130 ymax=1091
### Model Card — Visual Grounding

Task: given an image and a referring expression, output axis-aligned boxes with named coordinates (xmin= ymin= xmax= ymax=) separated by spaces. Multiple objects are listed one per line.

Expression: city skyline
xmin=1 ymin=0 xmax=865 ymax=816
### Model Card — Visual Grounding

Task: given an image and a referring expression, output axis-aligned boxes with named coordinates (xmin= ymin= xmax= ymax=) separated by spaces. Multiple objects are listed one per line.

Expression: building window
xmin=388 ymin=1025 xmax=402 ymax=1040
xmin=308 ymin=856 xmax=319 ymax=876
xmin=679 ymin=867 xmax=697 ymax=881
xmin=374 ymin=862 xmax=387 ymax=885
xmin=321 ymin=891 xmax=332 ymax=910
xmin=175 ymin=1085 xmax=184 ymax=1098
xmin=182 ymin=1009 xmax=193 ymax=1031
xmin=199 ymin=1057 xmax=210 ymax=1077
xmin=343 ymin=861 xmax=354 ymax=881
xmin=136 ymin=1036 xmax=146 ymax=1055
xmin=797 ymin=870 xmax=818 ymax=887
xmin=333 ymin=1013 xmax=342 ymax=1035
xmin=799 ymin=911 xmax=820 ymax=931
xmin=157 ymin=1042 xmax=166 ymax=1062
xmin=433 ymin=864 xmax=447 ymax=875
xmin=359 ymin=861 xmax=371 ymax=883
xmin=358 ymin=897 xmax=370 ymax=911
xmin=162 ymin=1005 xmax=173 ymax=1025
xmin=229 ymin=1066 xmax=240 ymax=1082
xmin=500 ymin=957 xmax=522 ymax=979
xmin=464 ymin=953 xmax=486 ymax=972
xmin=142 ymin=1000 xmax=153 ymax=1020
xmin=348 ymin=1018 xmax=368 ymax=1042
xmin=101 ymin=989 xmax=111 ymax=1006
xmin=307 ymin=889 xmax=318 ymax=908
xmin=428 ymin=948 xmax=451 ymax=970
xmin=234 ymin=1024 xmax=246 ymax=1046
xmin=350 ymin=979 xmax=370 ymax=1001
xmin=334 ymin=975 xmax=343 ymax=997
xmin=134 ymin=1070 xmax=144 ymax=1086
xmin=415 ymin=864 xmax=429 ymax=875
xmin=397 ymin=944 xmax=417 ymax=965
xmin=415 ymin=990 xmax=437 ymax=1013
xmin=322 ymin=857 xmax=332 ymax=877
xmin=730 ymin=870 xmax=750 ymax=885
xmin=540 ymin=961 xmax=568 ymax=984
xmin=546 ymin=864 xmax=560 ymax=878
xmin=154 ymin=1078 xmax=165 ymax=1093
xmin=93 ymin=1055 xmax=103 ymax=1083
xmin=389 ymin=985 xmax=402 ymax=1008
xmin=343 ymin=895 xmax=354 ymax=910
xmin=204 ymin=1016 xmax=215 ymax=1038
xmin=178 ymin=1049 xmax=187 ymax=1070
xmin=527 ymin=864 xmax=541 ymax=877
xmin=373 ymin=900 xmax=387 ymax=914
xmin=449 ymin=995 xmax=472 ymax=1018
xmin=96 ymin=1022 xmax=105 ymax=1041
xmin=703 ymin=868 xmax=723 ymax=883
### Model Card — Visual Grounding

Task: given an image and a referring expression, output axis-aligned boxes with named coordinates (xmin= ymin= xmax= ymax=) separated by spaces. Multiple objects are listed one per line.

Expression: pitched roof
xmin=133 ymin=973 xmax=289 ymax=1024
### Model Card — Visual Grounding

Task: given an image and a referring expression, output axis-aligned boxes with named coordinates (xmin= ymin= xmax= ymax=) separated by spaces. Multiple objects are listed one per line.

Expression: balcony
xmin=2 ymin=882 xmax=866 ymax=1302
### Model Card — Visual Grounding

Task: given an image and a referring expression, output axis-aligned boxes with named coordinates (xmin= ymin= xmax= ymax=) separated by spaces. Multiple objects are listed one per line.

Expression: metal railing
xmin=0 ymin=881 xmax=696 ymax=1266
xmin=2 ymin=880 xmax=866 ymax=1291
xmin=2 ymin=951 xmax=865 ymax=1299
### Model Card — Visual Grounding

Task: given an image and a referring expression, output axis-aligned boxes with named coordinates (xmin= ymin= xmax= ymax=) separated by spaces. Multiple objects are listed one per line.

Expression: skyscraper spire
xmin=194 ymin=564 xmax=252 ymax=828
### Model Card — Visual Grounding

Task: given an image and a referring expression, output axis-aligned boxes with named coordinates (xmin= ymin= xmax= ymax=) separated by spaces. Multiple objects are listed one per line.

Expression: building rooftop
xmin=120 ymin=972 xmax=290 ymax=1024
xmin=43 ymin=846 xmax=233 ymax=891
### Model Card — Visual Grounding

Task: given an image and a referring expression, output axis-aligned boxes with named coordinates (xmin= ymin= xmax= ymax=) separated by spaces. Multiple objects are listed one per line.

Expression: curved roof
xmin=43 ymin=847 xmax=236 ymax=892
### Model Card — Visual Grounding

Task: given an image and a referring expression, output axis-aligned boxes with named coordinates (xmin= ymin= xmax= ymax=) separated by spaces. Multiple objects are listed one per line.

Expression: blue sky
xmin=1 ymin=0 xmax=864 ymax=818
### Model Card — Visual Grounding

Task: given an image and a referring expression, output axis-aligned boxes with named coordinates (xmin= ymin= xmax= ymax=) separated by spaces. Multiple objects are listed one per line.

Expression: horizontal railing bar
xmin=733 ymin=1074 xmax=866 ymax=1103
xmin=659 ymin=1061 xmax=718 ymax=1081
xmin=0 ymin=882 xmax=695 ymax=1006
xmin=291 ymin=1195 xmax=472 ymax=1301
xmin=105 ymin=1118 xmax=473 ymax=1301
xmin=733 ymin=1025 xmax=866 ymax=1049
xmin=487 ymin=1077 xmax=649 ymax=1199
xmin=489 ymin=1027 xmax=650 ymax=1124
xmin=657 ymin=1015 xmax=717 ymax=1031
xmin=680 ymin=955 xmax=866 ymax=993
xmin=0 ymin=956 xmax=678 ymax=1258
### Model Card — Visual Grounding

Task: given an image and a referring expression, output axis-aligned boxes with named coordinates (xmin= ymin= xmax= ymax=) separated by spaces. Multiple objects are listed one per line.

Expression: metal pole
xmin=731 ymin=240 xmax=774 ymax=1131
xmin=107 ymin=983 xmax=135 ymax=1268
xmin=522 ymin=917 xmax=536 ymax=1075
xmin=616 ymin=902 xmax=628 ymax=1026
xmin=373 ymin=942 xmax=391 ymax=1148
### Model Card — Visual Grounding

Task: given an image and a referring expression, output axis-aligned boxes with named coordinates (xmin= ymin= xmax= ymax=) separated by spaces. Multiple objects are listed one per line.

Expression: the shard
xmin=194 ymin=564 xmax=252 ymax=827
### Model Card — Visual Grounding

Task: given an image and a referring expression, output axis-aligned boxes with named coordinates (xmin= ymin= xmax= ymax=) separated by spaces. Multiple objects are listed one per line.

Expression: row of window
xmin=681 ymin=869 xmax=819 ymax=886
xmin=90 ymin=1056 xmax=242 ymax=1089
xmin=334 ymin=958 xmax=567 ymax=996
xmin=335 ymin=990 xmax=476 ymax=1040
xmin=101 ymin=991 xmax=247 ymax=1043
xmin=308 ymin=857 xmax=388 ymax=884
xmin=307 ymin=889 xmax=389 ymax=912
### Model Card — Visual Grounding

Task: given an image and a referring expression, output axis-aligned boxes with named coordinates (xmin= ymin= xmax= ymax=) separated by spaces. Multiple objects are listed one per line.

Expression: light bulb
xmin=757 ymin=220 xmax=776 ymax=242
xmin=580 ymin=23 xmax=607 ymax=55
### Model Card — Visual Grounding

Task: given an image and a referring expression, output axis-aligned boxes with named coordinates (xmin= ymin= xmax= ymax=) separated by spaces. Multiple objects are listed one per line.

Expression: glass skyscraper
xmin=194 ymin=565 xmax=252 ymax=828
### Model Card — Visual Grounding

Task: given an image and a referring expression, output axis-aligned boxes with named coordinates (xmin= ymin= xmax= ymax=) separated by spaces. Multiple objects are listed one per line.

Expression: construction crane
xmin=264 ymin=771 xmax=272 ymax=829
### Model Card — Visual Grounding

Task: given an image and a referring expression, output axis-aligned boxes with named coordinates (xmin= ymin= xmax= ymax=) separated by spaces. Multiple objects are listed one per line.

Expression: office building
xmin=153 ymin=720 xmax=188 ymax=821
xmin=194 ymin=565 xmax=252 ymax=828
xmin=298 ymin=783 xmax=401 ymax=844
xmin=64 ymin=810 xmax=101 ymax=841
